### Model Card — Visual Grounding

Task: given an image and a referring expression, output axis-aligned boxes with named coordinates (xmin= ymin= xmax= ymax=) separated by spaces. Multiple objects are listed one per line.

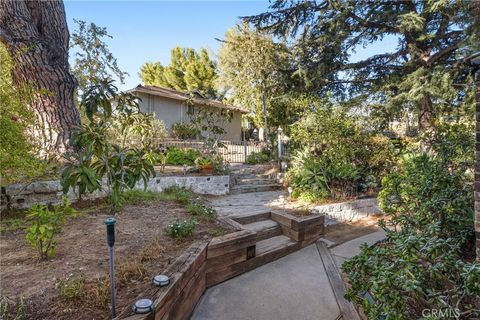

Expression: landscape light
xmin=104 ymin=217 xmax=117 ymax=318
xmin=132 ymin=299 xmax=154 ymax=314
xmin=153 ymin=274 xmax=170 ymax=287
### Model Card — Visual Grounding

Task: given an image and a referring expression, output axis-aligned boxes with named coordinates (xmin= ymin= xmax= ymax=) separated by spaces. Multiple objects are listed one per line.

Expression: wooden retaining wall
xmin=119 ymin=211 xmax=324 ymax=320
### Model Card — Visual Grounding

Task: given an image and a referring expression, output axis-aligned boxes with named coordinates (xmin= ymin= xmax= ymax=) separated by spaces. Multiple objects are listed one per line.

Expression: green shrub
xmin=171 ymin=122 xmax=199 ymax=140
xmin=25 ymin=197 xmax=76 ymax=259
xmin=287 ymin=107 xmax=395 ymax=202
xmin=162 ymin=186 xmax=191 ymax=204
xmin=342 ymin=152 xmax=478 ymax=319
xmin=0 ymin=296 xmax=27 ymax=320
xmin=245 ymin=150 xmax=270 ymax=164
xmin=165 ymin=219 xmax=198 ymax=240
xmin=186 ymin=202 xmax=216 ymax=221
xmin=165 ymin=147 xmax=201 ymax=165
xmin=57 ymin=275 xmax=86 ymax=301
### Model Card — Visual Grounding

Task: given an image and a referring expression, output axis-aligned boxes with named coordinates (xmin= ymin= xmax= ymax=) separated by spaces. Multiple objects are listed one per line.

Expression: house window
xmin=187 ymin=104 xmax=195 ymax=115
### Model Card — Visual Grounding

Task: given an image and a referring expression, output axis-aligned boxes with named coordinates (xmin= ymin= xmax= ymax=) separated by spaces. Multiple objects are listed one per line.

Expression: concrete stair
xmin=229 ymin=164 xmax=283 ymax=195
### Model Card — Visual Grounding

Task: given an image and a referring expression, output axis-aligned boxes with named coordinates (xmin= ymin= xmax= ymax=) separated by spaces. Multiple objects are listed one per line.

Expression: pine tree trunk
xmin=418 ymin=94 xmax=434 ymax=133
xmin=0 ymin=0 xmax=80 ymax=158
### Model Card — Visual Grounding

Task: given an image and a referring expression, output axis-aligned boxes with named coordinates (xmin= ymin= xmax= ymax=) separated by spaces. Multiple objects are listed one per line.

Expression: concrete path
xmin=211 ymin=190 xmax=286 ymax=217
xmin=191 ymin=244 xmax=341 ymax=320
xmin=330 ymin=230 xmax=386 ymax=268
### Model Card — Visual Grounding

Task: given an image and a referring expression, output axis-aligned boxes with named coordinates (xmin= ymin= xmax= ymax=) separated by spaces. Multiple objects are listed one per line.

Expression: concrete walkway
xmin=192 ymin=244 xmax=341 ymax=320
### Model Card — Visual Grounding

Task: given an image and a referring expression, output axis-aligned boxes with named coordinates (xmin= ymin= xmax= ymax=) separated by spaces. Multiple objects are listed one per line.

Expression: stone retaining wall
xmin=312 ymin=198 xmax=380 ymax=224
xmin=1 ymin=175 xmax=230 ymax=211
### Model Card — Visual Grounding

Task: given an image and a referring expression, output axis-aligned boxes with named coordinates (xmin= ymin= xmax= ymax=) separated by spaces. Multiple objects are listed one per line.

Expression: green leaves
xmin=25 ymin=197 xmax=76 ymax=259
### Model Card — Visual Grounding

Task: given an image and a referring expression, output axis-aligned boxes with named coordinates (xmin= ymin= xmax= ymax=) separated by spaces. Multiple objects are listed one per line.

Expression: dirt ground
xmin=323 ymin=214 xmax=384 ymax=245
xmin=0 ymin=198 xmax=229 ymax=320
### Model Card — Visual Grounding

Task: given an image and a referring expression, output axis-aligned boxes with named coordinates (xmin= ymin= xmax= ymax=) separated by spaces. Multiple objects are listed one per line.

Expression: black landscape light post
xmin=104 ymin=217 xmax=116 ymax=318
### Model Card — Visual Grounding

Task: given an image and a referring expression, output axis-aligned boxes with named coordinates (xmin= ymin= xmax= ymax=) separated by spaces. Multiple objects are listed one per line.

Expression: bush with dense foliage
xmin=165 ymin=218 xmax=198 ymax=240
xmin=245 ymin=149 xmax=271 ymax=164
xmin=286 ymin=106 xmax=395 ymax=203
xmin=61 ymin=81 xmax=156 ymax=210
xmin=165 ymin=146 xmax=201 ymax=165
xmin=171 ymin=122 xmax=199 ymax=140
xmin=342 ymin=127 xmax=479 ymax=319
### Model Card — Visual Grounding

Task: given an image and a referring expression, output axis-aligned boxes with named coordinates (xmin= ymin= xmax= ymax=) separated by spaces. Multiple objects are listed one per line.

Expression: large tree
xmin=218 ymin=23 xmax=292 ymax=129
xmin=0 ymin=0 xmax=80 ymax=158
xmin=139 ymin=47 xmax=218 ymax=98
xmin=70 ymin=19 xmax=128 ymax=96
xmin=246 ymin=0 xmax=478 ymax=132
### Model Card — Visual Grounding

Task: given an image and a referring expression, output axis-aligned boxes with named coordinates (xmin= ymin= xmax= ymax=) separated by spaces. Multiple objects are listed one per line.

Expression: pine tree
xmin=139 ymin=47 xmax=218 ymax=98
xmin=246 ymin=0 xmax=478 ymax=132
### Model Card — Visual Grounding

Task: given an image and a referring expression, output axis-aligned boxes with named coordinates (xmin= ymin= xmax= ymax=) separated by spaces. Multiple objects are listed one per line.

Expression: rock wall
xmin=1 ymin=175 xmax=230 ymax=211
xmin=312 ymin=198 xmax=380 ymax=225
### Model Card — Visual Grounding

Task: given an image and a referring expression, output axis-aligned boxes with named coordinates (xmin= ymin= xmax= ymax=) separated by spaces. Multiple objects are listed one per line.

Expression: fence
xmin=150 ymin=139 xmax=268 ymax=163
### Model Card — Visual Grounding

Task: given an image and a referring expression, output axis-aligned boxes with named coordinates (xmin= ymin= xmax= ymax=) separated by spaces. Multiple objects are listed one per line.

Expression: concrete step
xmin=230 ymin=184 xmax=283 ymax=195
xmin=230 ymin=210 xmax=271 ymax=224
xmin=243 ymin=219 xmax=282 ymax=241
xmin=236 ymin=178 xmax=277 ymax=185
xmin=231 ymin=165 xmax=278 ymax=176
xmin=255 ymin=235 xmax=299 ymax=256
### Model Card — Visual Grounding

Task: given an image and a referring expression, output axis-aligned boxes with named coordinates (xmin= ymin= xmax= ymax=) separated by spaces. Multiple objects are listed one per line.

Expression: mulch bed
xmin=0 ymin=198 xmax=230 ymax=319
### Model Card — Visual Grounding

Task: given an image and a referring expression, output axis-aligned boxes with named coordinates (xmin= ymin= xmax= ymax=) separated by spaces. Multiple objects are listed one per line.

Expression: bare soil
xmin=0 ymin=198 xmax=230 ymax=319
xmin=323 ymin=214 xmax=384 ymax=245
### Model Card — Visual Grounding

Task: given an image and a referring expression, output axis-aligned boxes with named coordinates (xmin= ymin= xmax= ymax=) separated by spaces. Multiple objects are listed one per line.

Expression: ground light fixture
xmin=153 ymin=274 xmax=170 ymax=287
xmin=132 ymin=298 xmax=154 ymax=314
xmin=104 ymin=217 xmax=117 ymax=318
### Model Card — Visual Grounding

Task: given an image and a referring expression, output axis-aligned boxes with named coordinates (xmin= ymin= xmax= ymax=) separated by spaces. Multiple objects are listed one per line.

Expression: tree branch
xmin=427 ymin=41 xmax=462 ymax=66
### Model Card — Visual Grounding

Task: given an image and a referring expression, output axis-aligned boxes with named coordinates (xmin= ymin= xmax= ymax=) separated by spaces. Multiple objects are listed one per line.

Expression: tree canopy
xmin=139 ymin=47 xmax=217 ymax=98
xmin=71 ymin=19 xmax=128 ymax=94
xmin=245 ymin=0 xmax=479 ymax=132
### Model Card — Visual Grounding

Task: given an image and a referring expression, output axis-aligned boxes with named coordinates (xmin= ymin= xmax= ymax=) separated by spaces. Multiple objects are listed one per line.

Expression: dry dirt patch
xmin=0 ymin=198 xmax=228 ymax=319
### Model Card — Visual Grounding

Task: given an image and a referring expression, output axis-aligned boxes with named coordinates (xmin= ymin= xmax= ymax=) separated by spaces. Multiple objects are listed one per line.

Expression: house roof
xmin=129 ymin=85 xmax=248 ymax=114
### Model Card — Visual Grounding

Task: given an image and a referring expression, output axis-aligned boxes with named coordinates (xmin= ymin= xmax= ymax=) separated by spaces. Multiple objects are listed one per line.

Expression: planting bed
xmin=0 ymin=198 xmax=230 ymax=320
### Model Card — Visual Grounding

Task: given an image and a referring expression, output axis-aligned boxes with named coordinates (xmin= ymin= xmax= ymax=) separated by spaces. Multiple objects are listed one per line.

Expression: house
xmin=128 ymin=85 xmax=248 ymax=141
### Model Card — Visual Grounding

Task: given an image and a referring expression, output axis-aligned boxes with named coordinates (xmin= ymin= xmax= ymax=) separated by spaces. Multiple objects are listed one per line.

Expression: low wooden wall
xmin=119 ymin=211 xmax=324 ymax=319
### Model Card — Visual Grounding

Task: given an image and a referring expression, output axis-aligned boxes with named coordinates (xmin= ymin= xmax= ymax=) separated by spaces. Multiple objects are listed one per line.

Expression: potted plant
xmin=195 ymin=156 xmax=214 ymax=174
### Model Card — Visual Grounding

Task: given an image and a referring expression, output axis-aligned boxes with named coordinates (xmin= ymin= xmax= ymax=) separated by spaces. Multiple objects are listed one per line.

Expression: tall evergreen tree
xmin=246 ymin=0 xmax=478 ymax=132
xmin=139 ymin=47 xmax=218 ymax=98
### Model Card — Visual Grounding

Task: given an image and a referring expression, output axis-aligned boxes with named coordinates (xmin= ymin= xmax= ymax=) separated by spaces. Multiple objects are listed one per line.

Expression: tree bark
xmin=0 ymin=0 xmax=80 ymax=158
xmin=418 ymin=94 xmax=434 ymax=133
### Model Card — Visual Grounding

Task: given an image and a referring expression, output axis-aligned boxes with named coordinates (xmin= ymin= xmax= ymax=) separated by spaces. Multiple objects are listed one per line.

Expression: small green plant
xmin=162 ymin=186 xmax=191 ymax=204
xmin=186 ymin=202 xmax=216 ymax=221
xmin=0 ymin=218 xmax=26 ymax=234
xmin=165 ymin=218 xmax=198 ymax=240
xmin=57 ymin=275 xmax=86 ymax=301
xmin=25 ymin=197 xmax=76 ymax=259
xmin=245 ymin=150 xmax=270 ymax=164
xmin=0 ymin=296 xmax=27 ymax=320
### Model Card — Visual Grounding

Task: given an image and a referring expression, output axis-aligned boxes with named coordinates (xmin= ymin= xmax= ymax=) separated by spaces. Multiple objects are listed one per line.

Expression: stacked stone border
xmin=119 ymin=211 xmax=324 ymax=319
xmin=0 ymin=175 xmax=230 ymax=211
xmin=312 ymin=197 xmax=380 ymax=224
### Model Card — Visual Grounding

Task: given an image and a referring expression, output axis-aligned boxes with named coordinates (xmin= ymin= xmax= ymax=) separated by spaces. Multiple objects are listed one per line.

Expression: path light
xmin=132 ymin=298 xmax=154 ymax=314
xmin=183 ymin=164 xmax=187 ymax=176
xmin=288 ymin=187 xmax=293 ymax=199
xmin=104 ymin=217 xmax=116 ymax=318
xmin=153 ymin=274 xmax=170 ymax=287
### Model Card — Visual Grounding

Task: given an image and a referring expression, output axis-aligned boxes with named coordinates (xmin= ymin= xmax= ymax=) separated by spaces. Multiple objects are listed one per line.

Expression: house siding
xmin=136 ymin=92 xmax=243 ymax=141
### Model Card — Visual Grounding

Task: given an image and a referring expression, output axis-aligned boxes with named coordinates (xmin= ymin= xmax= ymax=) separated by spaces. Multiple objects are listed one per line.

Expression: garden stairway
xmin=230 ymin=164 xmax=283 ymax=194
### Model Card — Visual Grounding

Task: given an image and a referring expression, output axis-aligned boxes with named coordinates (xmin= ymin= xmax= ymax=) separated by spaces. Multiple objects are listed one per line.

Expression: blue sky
xmin=64 ymin=1 xmax=398 ymax=91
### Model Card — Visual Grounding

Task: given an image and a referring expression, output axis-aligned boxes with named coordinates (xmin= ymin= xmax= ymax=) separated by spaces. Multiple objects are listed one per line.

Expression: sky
xmin=64 ymin=1 xmax=398 ymax=91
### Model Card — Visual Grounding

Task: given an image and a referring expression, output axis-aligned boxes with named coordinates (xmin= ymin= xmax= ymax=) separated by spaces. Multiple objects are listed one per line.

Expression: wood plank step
xmin=230 ymin=210 xmax=271 ymax=224
xmin=256 ymin=235 xmax=297 ymax=256
xmin=243 ymin=219 xmax=282 ymax=241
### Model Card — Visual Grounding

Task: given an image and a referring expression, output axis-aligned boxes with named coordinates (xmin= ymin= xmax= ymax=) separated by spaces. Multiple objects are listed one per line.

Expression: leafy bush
xmin=186 ymin=202 xmax=216 ymax=221
xmin=287 ymin=107 xmax=395 ymax=202
xmin=245 ymin=150 xmax=270 ymax=164
xmin=171 ymin=122 xmax=198 ymax=140
xmin=25 ymin=197 xmax=76 ymax=259
xmin=61 ymin=81 xmax=156 ymax=211
xmin=162 ymin=186 xmax=191 ymax=204
xmin=342 ymin=151 xmax=479 ymax=319
xmin=165 ymin=219 xmax=198 ymax=240
xmin=165 ymin=147 xmax=201 ymax=165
